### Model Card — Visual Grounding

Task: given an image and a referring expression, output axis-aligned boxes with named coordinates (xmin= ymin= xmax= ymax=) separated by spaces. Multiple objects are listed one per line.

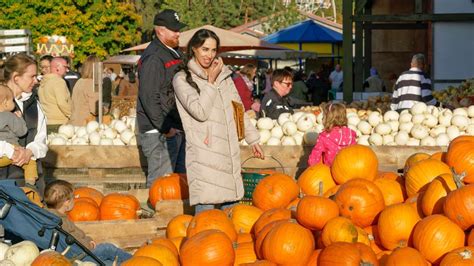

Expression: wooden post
xmin=342 ymin=0 xmax=354 ymax=102
xmin=93 ymin=62 xmax=103 ymax=124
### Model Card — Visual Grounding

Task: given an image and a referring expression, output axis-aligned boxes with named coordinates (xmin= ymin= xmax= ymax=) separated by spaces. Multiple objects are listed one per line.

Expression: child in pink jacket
xmin=308 ymin=103 xmax=357 ymax=166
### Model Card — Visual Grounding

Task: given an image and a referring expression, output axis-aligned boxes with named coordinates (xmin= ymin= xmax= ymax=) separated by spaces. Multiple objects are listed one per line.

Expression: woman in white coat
xmin=173 ymin=29 xmax=264 ymax=214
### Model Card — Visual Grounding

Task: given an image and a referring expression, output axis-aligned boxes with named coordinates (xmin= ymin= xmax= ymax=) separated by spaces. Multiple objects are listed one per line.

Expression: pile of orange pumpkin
xmin=69 ymin=188 xmax=140 ymax=221
xmin=121 ymin=135 xmax=474 ymax=265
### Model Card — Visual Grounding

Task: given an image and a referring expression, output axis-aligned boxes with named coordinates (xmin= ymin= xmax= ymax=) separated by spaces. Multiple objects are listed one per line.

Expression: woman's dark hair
xmin=181 ymin=29 xmax=220 ymax=94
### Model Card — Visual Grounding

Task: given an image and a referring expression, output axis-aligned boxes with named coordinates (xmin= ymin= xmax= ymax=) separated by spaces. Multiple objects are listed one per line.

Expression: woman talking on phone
xmin=173 ymin=29 xmax=264 ymax=214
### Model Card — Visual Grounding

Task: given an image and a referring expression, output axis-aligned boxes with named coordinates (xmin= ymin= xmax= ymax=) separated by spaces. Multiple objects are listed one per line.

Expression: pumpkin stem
xmin=451 ymin=167 xmax=466 ymax=189
xmin=61 ymin=245 xmax=71 ymax=256
xmin=360 ymin=262 xmax=374 ymax=266
xmin=460 ymin=249 xmax=472 ymax=260
xmin=318 ymin=181 xmax=324 ymax=197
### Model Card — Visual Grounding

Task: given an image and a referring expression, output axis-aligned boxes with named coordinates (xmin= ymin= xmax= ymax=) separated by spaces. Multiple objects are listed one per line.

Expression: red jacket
xmin=308 ymin=126 xmax=357 ymax=166
xmin=232 ymin=75 xmax=253 ymax=111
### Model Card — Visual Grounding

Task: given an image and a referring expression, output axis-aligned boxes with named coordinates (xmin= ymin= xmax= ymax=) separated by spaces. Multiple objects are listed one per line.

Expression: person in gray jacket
xmin=173 ymin=29 xmax=264 ymax=214
xmin=0 ymin=84 xmax=37 ymax=185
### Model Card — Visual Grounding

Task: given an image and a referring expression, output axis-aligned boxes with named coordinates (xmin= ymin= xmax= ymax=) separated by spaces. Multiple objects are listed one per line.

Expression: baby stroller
xmin=0 ymin=180 xmax=104 ymax=265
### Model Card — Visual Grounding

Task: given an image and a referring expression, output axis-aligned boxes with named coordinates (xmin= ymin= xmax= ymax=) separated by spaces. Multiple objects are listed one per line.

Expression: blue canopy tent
xmin=263 ymin=20 xmax=343 ymax=68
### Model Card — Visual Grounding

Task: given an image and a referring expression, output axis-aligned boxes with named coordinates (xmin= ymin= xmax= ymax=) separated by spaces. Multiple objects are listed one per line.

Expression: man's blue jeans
xmin=139 ymin=132 xmax=186 ymax=187
xmin=92 ymin=243 xmax=131 ymax=265
xmin=194 ymin=201 xmax=240 ymax=214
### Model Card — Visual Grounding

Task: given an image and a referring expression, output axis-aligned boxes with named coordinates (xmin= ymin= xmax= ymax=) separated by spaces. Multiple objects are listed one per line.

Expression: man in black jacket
xmin=137 ymin=9 xmax=187 ymax=187
xmin=260 ymin=69 xmax=295 ymax=119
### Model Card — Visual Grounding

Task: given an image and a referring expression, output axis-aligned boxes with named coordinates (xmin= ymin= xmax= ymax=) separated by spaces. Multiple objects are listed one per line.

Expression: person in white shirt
xmin=329 ymin=64 xmax=343 ymax=91
xmin=1 ymin=53 xmax=48 ymax=195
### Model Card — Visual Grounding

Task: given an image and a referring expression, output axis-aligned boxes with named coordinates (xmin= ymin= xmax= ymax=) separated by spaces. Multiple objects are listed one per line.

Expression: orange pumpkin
xmin=286 ymin=197 xmax=300 ymax=217
xmin=122 ymin=256 xmax=163 ymax=266
xmin=355 ymin=226 xmax=370 ymax=246
xmin=377 ymin=250 xmax=392 ymax=265
xmin=445 ymin=137 xmax=474 ymax=183
xmin=252 ymin=173 xmax=299 ymax=211
xmin=237 ymin=232 xmax=254 ymax=244
xmin=180 ymin=229 xmax=235 ymax=266
xmin=404 ymin=152 xmax=431 ymax=173
xmin=31 ymin=251 xmax=72 ymax=266
xmin=384 ymin=247 xmax=429 ymax=266
xmin=306 ymin=249 xmax=321 ymax=266
xmin=468 ymin=229 xmax=474 ymax=246
xmin=166 ymin=214 xmax=193 ymax=239
xmin=331 ymin=144 xmax=378 ymax=184
xmin=67 ymin=198 xmax=100 ymax=222
xmin=443 ymin=180 xmax=474 ymax=230
xmin=252 ymin=208 xmax=291 ymax=236
xmin=240 ymin=260 xmax=276 ymax=266
xmin=373 ymin=178 xmax=406 ymax=206
xmin=134 ymin=244 xmax=179 ymax=266
xmin=363 ymin=225 xmax=385 ymax=254
xmin=405 ymin=192 xmax=425 ymax=218
xmin=261 ymin=221 xmax=315 ymax=265
xmin=149 ymin=173 xmax=189 ymax=208
xmin=377 ymin=203 xmax=421 ymax=250
xmin=187 ymin=209 xmax=237 ymax=242
xmin=254 ymin=220 xmax=288 ymax=259
xmin=318 ymin=242 xmax=378 ymax=266
xmin=234 ymin=241 xmax=257 ymax=265
xmin=149 ymin=237 xmax=179 ymax=258
xmin=321 ymin=216 xmax=358 ymax=247
xmin=99 ymin=193 xmax=140 ymax=220
xmin=73 ymin=187 xmax=104 ymax=206
xmin=413 ymin=214 xmax=465 ymax=264
xmin=227 ymin=204 xmax=263 ymax=234
xmin=296 ymin=195 xmax=339 ymax=231
xmin=323 ymin=185 xmax=340 ymax=198
xmin=440 ymin=246 xmax=474 ymax=266
xmin=404 ymin=159 xmax=451 ymax=196
xmin=297 ymin=163 xmax=336 ymax=196
xmin=377 ymin=171 xmax=400 ymax=180
xmin=169 ymin=237 xmax=184 ymax=253
xmin=421 ymin=173 xmax=456 ymax=216
xmin=334 ymin=178 xmax=385 ymax=227
xmin=430 ymin=151 xmax=446 ymax=162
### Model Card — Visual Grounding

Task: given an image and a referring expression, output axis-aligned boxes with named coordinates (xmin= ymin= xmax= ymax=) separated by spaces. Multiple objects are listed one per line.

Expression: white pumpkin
xmin=291 ymin=112 xmax=306 ymax=123
xmin=426 ymin=105 xmax=440 ymax=117
xmin=71 ymin=137 xmax=88 ymax=145
xmin=315 ymin=124 xmax=324 ymax=133
xmin=375 ymin=123 xmax=392 ymax=136
xmin=113 ymin=138 xmax=125 ymax=146
xmin=430 ymin=126 xmax=446 ymax=137
xmin=369 ymin=133 xmax=383 ymax=146
xmin=347 ymin=115 xmax=361 ymax=127
xmin=129 ymin=137 xmax=137 ymax=146
xmin=277 ymin=113 xmax=292 ymax=126
xmin=293 ymin=134 xmax=304 ymax=145
xmin=411 ymin=114 xmax=425 ymax=124
xmin=438 ymin=112 xmax=453 ymax=127
xmin=296 ymin=115 xmax=314 ymax=132
xmin=305 ymin=113 xmax=317 ymax=124
xmin=316 ymin=112 xmax=324 ymax=124
xmin=114 ymin=120 xmax=128 ymax=133
xmin=259 ymin=129 xmax=271 ymax=144
xmin=249 ymin=118 xmax=257 ymax=127
xmin=120 ymin=129 xmax=135 ymax=145
xmin=422 ymin=114 xmax=438 ymax=128
xmin=357 ymin=121 xmax=372 ymax=135
xmin=394 ymin=131 xmax=410 ymax=145
xmin=282 ymin=121 xmax=298 ymax=136
xmin=420 ymin=136 xmax=436 ymax=146
xmin=368 ymin=112 xmax=382 ymax=127
xmin=453 ymin=107 xmax=468 ymax=117
xmin=399 ymin=122 xmax=414 ymax=133
xmin=382 ymin=135 xmax=394 ymax=145
xmin=50 ymin=136 xmax=67 ymax=145
xmin=266 ymin=137 xmax=281 ymax=146
xmin=0 ymin=260 xmax=15 ymax=266
xmin=410 ymin=102 xmax=427 ymax=115
xmin=388 ymin=121 xmax=400 ymax=132
xmin=303 ymin=130 xmax=319 ymax=145
xmin=75 ymin=127 xmax=88 ymax=139
xmin=103 ymin=128 xmax=117 ymax=139
xmin=86 ymin=121 xmax=99 ymax=134
xmin=447 ymin=125 xmax=461 ymax=140
xmin=58 ymin=124 xmax=75 ymax=139
xmin=99 ymin=138 xmax=114 ymax=145
xmin=435 ymin=133 xmax=450 ymax=146
xmin=281 ymin=136 xmax=297 ymax=145
xmin=407 ymin=138 xmax=421 ymax=146
xmin=357 ymin=135 xmax=370 ymax=146
xmin=468 ymin=105 xmax=474 ymax=118
xmin=466 ymin=124 xmax=474 ymax=135
xmin=270 ymin=126 xmax=284 ymax=139
xmin=399 ymin=113 xmax=413 ymax=123
xmin=5 ymin=240 xmax=39 ymax=266
xmin=257 ymin=117 xmax=274 ymax=130
xmin=451 ymin=115 xmax=470 ymax=130
xmin=88 ymin=132 xmax=101 ymax=145
xmin=383 ymin=110 xmax=399 ymax=122
xmin=0 ymin=243 xmax=9 ymax=260
xmin=410 ymin=124 xmax=429 ymax=140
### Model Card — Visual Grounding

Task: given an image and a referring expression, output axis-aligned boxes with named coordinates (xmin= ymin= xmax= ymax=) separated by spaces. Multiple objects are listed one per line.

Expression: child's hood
xmin=326 ymin=126 xmax=356 ymax=146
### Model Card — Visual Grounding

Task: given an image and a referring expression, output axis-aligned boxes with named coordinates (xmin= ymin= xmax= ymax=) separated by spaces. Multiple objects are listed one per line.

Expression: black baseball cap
xmin=153 ymin=9 xmax=186 ymax=32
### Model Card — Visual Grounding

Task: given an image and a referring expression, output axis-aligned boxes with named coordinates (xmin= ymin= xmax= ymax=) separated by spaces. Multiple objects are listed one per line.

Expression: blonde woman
xmin=69 ymin=56 xmax=100 ymax=126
